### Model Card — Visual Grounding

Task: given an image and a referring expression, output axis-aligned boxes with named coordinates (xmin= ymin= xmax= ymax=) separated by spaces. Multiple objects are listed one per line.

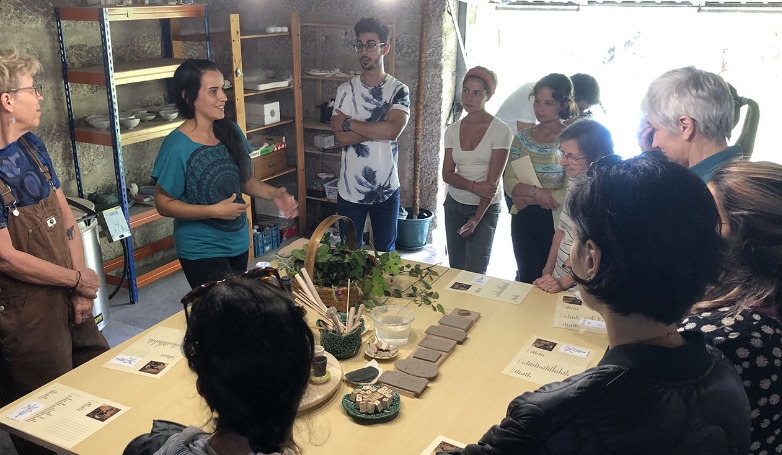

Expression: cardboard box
xmin=245 ymin=100 xmax=280 ymax=125
xmin=324 ymin=178 xmax=339 ymax=200
xmin=248 ymin=134 xmax=286 ymax=157
xmin=314 ymin=134 xmax=335 ymax=149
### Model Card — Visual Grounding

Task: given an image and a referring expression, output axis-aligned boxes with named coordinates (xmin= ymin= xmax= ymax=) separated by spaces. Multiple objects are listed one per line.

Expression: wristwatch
xmin=342 ymin=118 xmax=352 ymax=132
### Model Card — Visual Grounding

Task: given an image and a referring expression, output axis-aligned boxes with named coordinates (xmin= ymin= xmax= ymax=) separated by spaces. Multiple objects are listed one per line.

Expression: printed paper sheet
xmin=508 ymin=155 xmax=542 ymax=215
xmin=420 ymin=435 xmax=466 ymax=455
xmin=444 ymin=270 xmax=533 ymax=305
xmin=552 ymin=294 xmax=607 ymax=333
xmin=102 ymin=326 xmax=185 ymax=378
xmin=3 ymin=383 xmax=128 ymax=449
xmin=502 ymin=335 xmax=597 ymax=385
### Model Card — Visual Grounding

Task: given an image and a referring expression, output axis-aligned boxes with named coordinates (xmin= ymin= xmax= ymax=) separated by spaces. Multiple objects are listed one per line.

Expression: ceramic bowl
xmin=136 ymin=113 xmax=156 ymax=122
xmin=159 ymin=110 xmax=179 ymax=121
xmin=89 ymin=119 xmax=110 ymax=130
xmin=120 ymin=117 xmax=140 ymax=129
xmin=129 ymin=108 xmax=148 ymax=115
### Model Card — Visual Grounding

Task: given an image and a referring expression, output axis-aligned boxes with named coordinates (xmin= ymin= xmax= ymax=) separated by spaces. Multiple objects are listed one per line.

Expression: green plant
xmin=277 ymin=240 xmax=443 ymax=313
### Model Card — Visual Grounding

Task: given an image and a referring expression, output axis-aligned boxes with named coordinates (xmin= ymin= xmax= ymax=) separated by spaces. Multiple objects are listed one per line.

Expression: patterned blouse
xmin=680 ymin=305 xmax=782 ymax=454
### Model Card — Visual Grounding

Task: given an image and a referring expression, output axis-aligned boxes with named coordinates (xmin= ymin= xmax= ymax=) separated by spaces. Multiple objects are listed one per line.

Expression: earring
xmin=10 ymin=116 xmax=15 ymax=124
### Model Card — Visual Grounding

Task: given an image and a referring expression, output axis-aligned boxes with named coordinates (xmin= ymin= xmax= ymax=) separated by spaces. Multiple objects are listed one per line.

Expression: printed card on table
xmin=553 ymin=294 xmax=607 ymax=333
xmin=444 ymin=270 xmax=533 ymax=305
xmin=103 ymin=326 xmax=186 ymax=378
xmin=3 ymin=383 xmax=128 ymax=449
xmin=502 ymin=335 xmax=597 ymax=385
xmin=420 ymin=435 xmax=466 ymax=455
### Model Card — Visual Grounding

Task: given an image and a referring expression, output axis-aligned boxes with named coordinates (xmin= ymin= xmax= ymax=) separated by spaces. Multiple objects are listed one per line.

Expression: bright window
xmin=468 ymin=4 xmax=781 ymax=162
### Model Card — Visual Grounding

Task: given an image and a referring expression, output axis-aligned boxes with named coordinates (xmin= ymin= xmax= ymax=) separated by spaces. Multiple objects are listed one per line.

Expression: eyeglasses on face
xmin=8 ymin=83 xmax=43 ymax=97
xmin=180 ymin=267 xmax=282 ymax=320
xmin=353 ymin=42 xmax=385 ymax=53
xmin=586 ymin=154 xmax=622 ymax=177
xmin=559 ymin=149 xmax=586 ymax=163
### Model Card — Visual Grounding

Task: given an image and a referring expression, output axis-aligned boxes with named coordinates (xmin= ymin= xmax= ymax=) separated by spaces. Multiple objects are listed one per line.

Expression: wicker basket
xmin=298 ymin=215 xmax=364 ymax=313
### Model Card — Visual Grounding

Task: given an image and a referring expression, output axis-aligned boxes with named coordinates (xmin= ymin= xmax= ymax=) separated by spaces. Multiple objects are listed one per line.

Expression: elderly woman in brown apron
xmin=0 ymin=48 xmax=109 ymax=455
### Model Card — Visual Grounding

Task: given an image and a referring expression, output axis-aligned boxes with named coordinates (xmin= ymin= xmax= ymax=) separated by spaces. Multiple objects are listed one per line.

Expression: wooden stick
xmin=300 ymin=268 xmax=329 ymax=313
xmin=294 ymin=274 xmax=318 ymax=304
xmin=293 ymin=291 xmax=331 ymax=322
xmin=346 ymin=306 xmax=355 ymax=333
xmin=346 ymin=303 xmax=365 ymax=333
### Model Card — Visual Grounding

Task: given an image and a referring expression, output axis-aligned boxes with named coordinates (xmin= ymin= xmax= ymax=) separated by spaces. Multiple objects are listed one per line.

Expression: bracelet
xmin=71 ymin=270 xmax=81 ymax=291
xmin=530 ymin=185 xmax=539 ymax=198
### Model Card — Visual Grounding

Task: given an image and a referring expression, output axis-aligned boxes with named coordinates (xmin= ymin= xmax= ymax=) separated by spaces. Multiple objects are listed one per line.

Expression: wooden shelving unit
xmin=225 ymin=12 xmax=306 ymax=238
xmin=55 ymin=5 xmax=211 ymax=303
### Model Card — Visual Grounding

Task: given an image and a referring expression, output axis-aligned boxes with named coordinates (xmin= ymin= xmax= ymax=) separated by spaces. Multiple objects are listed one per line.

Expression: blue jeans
xmin=337 ymin=188 xmax=400 ymax=251
xmin=444 ymin=194 xmax=500 ymax=274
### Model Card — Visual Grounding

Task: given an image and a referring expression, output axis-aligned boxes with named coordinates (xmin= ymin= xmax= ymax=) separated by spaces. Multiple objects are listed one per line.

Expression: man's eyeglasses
xmin=353 ymin=42 xmax=385 ymax=53
xmin=586 ymin=154 xmax=622 ymax=177
xmin=180 ymin=267 xmax=282 ymax=320
xmin=8 ymin=83 xmax=43 ymax=97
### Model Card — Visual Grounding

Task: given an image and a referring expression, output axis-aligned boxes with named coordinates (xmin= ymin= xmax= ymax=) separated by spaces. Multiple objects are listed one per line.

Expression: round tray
xmin=341 ymin=385 xmax=400 ymax=424
xmin=299 ymin=351 xmax=342 ymax=412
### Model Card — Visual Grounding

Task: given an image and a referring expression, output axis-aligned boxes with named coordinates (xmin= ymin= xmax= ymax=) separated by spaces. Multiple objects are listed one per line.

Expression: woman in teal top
xmin=153 ymin=59 xmax=298 ymax=288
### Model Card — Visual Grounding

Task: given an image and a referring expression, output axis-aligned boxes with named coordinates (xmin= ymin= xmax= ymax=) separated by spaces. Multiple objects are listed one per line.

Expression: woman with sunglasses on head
xmin=442 ymin=66 xmax=512 ymax=274
xmin=153 ymin=59 xmax=298 ymax=289
xmin=152 ymin=274 xmax=313 ymax=455
xmin=503 ymin=73 xmax=577 ymax=283
xmin=680 ymin=161 xmax=782 ymax=454
xmin=0 ymin=48 xmax=109 ymax=455
xmin=444 ymin=154 xmax=750 ymax=454
xmin=533 ymin=120 xmax=614 ymax=294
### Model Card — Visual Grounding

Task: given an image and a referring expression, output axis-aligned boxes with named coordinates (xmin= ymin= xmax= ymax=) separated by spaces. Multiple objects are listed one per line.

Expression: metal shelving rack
xmin=55 ymin=5 xmax=211 ymax=303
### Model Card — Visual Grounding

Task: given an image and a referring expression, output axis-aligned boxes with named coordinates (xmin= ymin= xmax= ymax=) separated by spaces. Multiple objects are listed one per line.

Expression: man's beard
xmin=360 ymin=54 xmax=381 ymax=71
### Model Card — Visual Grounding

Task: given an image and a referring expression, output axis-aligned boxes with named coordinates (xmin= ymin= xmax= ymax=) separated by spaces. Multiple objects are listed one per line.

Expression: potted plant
xmin=277 ymin=215 xmax=442 ymax=313
xmin=397 ymin=0 xmax=434 ymax=250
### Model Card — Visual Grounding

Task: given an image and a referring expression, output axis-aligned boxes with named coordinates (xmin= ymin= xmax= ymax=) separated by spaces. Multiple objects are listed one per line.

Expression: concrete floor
xmin=0 ymin=211 xmax=518 ymax=454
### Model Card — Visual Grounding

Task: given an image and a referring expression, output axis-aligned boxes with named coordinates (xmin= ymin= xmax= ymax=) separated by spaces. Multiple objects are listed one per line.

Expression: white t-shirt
xmin=444 ymin=117 xmax=513 ymax=205
xmin=554 ymin=178 xmax=576 ymax=285
xmin=333 ymin=75 xmax=410 ymax=204
xmin=494 ymin=82 xmax=536 ymax=135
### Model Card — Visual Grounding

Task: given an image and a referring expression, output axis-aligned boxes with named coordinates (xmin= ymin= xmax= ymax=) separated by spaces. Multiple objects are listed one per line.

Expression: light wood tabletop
xmin=0 ymin=267 xmax=608 ymax=455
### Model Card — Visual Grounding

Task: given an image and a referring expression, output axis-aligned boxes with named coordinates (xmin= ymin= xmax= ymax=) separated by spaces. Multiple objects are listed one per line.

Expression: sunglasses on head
xmin=180 ymin=267 xmax=282 ymax=320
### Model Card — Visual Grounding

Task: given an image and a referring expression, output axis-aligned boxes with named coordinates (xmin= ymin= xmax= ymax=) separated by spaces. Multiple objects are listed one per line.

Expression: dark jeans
xmin=337 ymin=188 xmax=400 ymax=252
xmin=179 ymin=250 xmax=249 ymax=289
xmin=506 ymin=195 xmax=555 ymax=283
xmin=444 ymin=194 xmax=500 ymax=274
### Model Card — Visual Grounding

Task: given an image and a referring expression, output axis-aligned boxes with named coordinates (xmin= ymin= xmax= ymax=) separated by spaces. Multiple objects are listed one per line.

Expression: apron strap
xmin=19 ymin=136 xmax=54 ymax=183
xmin=0 ymin=178 xmax=15 ymax=208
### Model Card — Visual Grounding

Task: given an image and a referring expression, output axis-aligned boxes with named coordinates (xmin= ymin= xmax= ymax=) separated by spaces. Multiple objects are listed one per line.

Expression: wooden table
xmin=0 ymin=267 xmax=608 ymax=454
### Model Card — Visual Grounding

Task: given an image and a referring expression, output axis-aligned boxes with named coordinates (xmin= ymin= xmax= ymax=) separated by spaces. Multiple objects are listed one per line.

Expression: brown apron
xmin=0 ymin=140 xmax=109 ymax=427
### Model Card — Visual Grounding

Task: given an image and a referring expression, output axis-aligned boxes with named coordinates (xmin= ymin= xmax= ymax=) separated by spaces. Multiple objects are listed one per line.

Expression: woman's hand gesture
xmin=211 ymin=193 xmax=250 ymax=220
